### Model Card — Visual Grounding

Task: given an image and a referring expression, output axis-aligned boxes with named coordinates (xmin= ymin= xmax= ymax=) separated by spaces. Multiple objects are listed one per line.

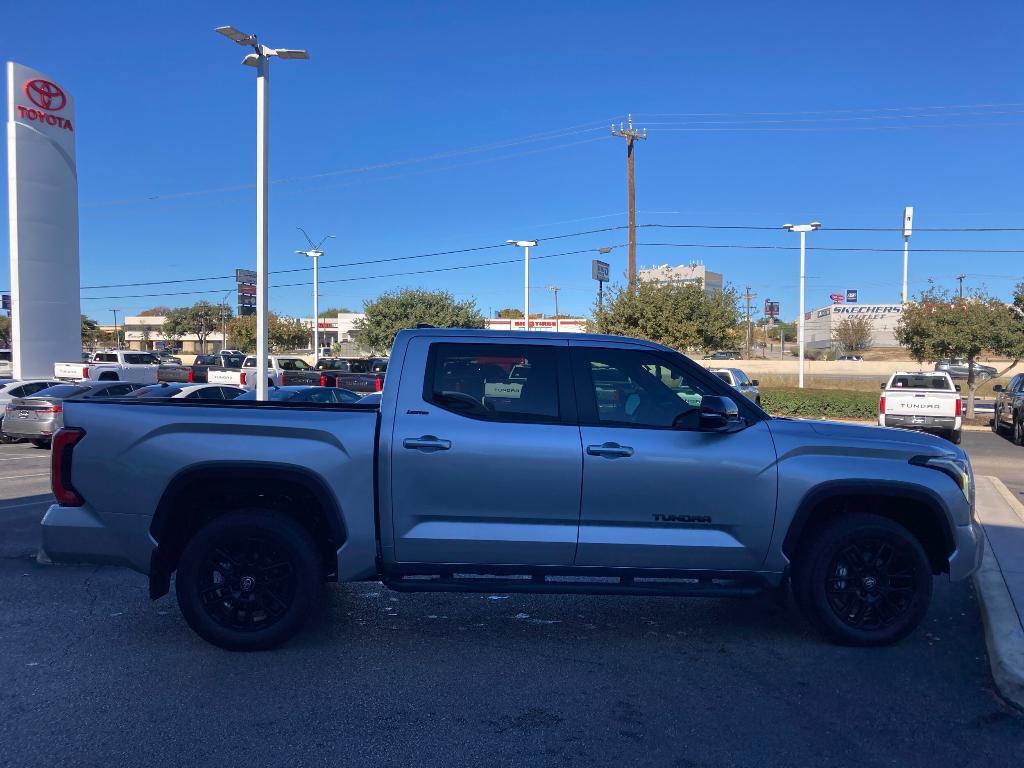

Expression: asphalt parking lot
xmin=1 ymin=433 xmax=1022 ymax=768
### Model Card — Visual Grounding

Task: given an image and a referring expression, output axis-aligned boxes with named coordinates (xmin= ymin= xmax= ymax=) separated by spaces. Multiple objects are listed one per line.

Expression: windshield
xmin=0 ymin=350 xmax=11 ymax=362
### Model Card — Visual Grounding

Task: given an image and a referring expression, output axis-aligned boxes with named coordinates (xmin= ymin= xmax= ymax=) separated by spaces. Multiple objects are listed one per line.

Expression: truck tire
xmin=948 ymin=429 xmax=962 ymax=445
xmin=175 ymin=509 xmax=322 ymax=651
xmin=30 ymin=438 xmax=51 ymax=449
xmin=792 ymin=513 xmax=932 ymax=646
xmin=1014 ymin=415 xmax=1024 ymax=447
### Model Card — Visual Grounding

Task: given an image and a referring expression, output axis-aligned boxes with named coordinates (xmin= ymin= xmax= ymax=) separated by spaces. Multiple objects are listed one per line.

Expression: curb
xmin=972 ymin=477 xmax=1024 ymax=710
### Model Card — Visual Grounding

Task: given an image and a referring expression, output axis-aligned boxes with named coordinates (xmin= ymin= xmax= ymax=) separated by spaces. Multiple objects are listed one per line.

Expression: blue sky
xmin=3 ymin=1 xmax=1023 ymax=323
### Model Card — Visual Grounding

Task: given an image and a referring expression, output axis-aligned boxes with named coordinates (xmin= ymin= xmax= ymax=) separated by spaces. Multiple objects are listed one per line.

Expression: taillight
xmin=187 ymin=368 xmax=195 ymax=383
xmin=955 ymin=398 xmax=962 ymax=417
xmin=240 ymin=372 xmax=247 ymax=385
xmin=51 ymin=428 xmax=85 ymax=506
xmin=82 ymin=366 xmax=89 ymax=378
xmin=879 ymin=396 xmax=886 ymax=414
xmin=374 ymin=376 xmax=383 ymax=392
xmin=40 ymin=404 xmax=62 ymax=414
xmin=320 ymin=374 xmax=327 ymax=387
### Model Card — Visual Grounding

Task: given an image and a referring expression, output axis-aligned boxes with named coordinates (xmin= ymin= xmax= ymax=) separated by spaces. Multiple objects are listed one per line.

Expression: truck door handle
xmin=403 ymin=435 xmax=451 ymax=451
xmin=586 ymin=442 xmax=634 ymax=458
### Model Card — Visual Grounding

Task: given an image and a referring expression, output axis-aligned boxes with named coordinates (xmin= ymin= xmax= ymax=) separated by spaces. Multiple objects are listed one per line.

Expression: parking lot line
xmin=0 ymin=500 xmax=51 ymax=512
xmin=0 ymin=472 xmax=50 ymax=481
xmin=0 ymin=455 xmax=50 ymax=462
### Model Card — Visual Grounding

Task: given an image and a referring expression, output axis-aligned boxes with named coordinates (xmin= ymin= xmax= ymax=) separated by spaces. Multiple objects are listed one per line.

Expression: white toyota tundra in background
xmin=54 ymin=350 xmax=162 ymax=383
xmin=878 ymin=371 xmax=962 ymax=444
xmin=206 ymin=355 xmax=321 ymax=388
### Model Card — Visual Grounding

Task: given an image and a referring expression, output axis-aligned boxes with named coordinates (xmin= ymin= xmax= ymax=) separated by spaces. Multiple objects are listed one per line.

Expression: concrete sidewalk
xmin=973 ymin=475 xmax=1024 ymax=708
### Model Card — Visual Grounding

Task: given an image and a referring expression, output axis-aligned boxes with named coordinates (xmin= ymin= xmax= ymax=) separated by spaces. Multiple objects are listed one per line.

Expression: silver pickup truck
xmin=41 ymin=328 xmax=982 ymax=651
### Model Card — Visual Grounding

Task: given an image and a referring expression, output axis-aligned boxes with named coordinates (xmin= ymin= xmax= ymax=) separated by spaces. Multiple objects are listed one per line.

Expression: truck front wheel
xmin=175 ymin=509 xmax=322 ymax=651
xmin=792 ymin=513 xmax=932 ymax=646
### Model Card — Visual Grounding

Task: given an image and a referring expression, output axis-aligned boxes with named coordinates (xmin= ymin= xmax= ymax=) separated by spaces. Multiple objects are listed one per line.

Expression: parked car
xmin=153 ymin=350 xmax=183 ymax=365
xmin=709 ymin=368 xmax=761 ymax=406
xmin=878 ymin=371 xmax=962 ymax=443
xmin=0 ymin=348 xmax=11 ymax=378
xmin=233 ymin=386 xmax=360 ymax=404
xmin=702 ymin=351 xmax=741 ymax=360
xmin=934 ymin=358 xmax=997 ymax=380
xmin=130 ymin=383 xmax=246 ymax=400
xmin=0 ymin=379 xmax=62 ymax=443
xmin=838 ymin=355 xmax=864 ymax=362
xmin=2 ymin=380 xmax=145 ymax=447
xmin=992 ymin=373 xmax=1024 ymax=443
xmin=356 ymin=392 xmax=382 ymax=405
xmin=207 ymin=356 xmax=321 ymax=389
xmin=54 ymin=350 xmax=162 ymax=383
xmin=43 ymin=328 xmax=981 ymax=651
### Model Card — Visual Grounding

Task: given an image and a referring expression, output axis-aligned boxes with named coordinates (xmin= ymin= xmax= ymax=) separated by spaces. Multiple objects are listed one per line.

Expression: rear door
xmin=389 ymin=338 xmax=582 ymax=566
xmin=571 ymin=341 xmax=778 ymax=571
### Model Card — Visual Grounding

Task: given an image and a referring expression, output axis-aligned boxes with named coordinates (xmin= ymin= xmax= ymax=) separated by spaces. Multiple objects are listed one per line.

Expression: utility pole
xmin=957 ymin=273 xmax=966 ymax=298
xmin=612 ymin=114 xmax=647 ymax=290
xmin=109 ymin=309 xmax=120 ymax=350
xmin=547 ymin=285 xmax=561 ymax=331
xmin=743 ymin=287 xmax=757 ymax=358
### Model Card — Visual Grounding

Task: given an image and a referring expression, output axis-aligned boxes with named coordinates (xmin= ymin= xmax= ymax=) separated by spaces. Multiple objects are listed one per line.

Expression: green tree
xmin=227 ymin=313 xmax=313 ymax=354
xmin=496 ymin=307 xmax=524 ymax=319
xmin=592 ymin=279 xmax=740 ymax=354
xmin=896 ymin=285 xmax=1024 ymax=416
xmin=80 ymin=315 xmax=111 ymax=349
xmin=832 ymin=316 xmax=873 ymax=354
xmin=163 ymin=301 xmax=227 ymax=354
xmin=318 ymin=306 xmax=353 ymax=317
xmin=0 ymin=315 xmax=10 ymax=346
xmin=138 ymin=306 xmax=172 ymax=317
xmin=356 ymin=289 xmax=485 ymax=354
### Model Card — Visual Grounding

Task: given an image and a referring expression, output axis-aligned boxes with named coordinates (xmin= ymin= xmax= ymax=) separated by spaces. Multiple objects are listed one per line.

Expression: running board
xmin=383 ymin=572 xmax=765 ymax=598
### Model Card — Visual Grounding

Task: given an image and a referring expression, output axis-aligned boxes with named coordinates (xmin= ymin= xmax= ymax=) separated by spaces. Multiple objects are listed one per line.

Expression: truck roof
xmin=393 ymin=327 xmax=677 ymax=354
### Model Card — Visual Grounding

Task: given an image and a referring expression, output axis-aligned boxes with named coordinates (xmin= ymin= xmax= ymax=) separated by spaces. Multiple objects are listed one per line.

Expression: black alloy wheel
xmin=1015 ymin=415 xmax=1024 ymax=446
xmin=175 ymin=510 xmax=322 ymax=651
xmin=824 ymin=538 xmax=918 ymax=632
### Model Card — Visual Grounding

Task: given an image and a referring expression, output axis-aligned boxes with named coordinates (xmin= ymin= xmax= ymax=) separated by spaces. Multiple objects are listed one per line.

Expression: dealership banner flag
xmin=6 ymin=62 xmax=80 ymax=378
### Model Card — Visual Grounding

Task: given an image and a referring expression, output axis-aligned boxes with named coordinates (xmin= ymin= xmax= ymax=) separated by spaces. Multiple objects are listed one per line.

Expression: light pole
xmin=296 ymin=227 xmax=335 ymax=358
xmin=220 ymin=289 xmax=232 ymax=351
xmin=109 ymin=309 xmax=120 ymax=350
xmin=782 ymin=221 xmax=822 ymax=388
xmin=507 ymin=240 xmax=538 ymax=330
xmin=901 ymin=206 xmax=914 ymax=303
xmin=216 ymin=25 xmax=309 ymax=400
xmin=547 ymin=285 xmax=560 ymax=331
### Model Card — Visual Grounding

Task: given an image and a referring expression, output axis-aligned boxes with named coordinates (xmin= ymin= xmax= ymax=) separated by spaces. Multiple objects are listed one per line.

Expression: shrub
xmin=760 ymin=387 xmax=878 ymax=421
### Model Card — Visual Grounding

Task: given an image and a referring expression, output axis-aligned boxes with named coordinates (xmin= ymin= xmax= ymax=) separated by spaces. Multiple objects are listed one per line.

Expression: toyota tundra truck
xmin=40 ymin=329 xmax=982 ymax=651
xmin=54 ymin=350 xmax=162 ymax=383
xmin=879 ymin=371 xmax=962 ymax=444
xmin=207 ymin=355 xmax=321 ymax=389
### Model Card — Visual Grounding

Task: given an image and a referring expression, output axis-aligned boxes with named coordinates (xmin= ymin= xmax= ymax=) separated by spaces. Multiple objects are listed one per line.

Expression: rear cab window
xmin=889 ymin=375 xmax=954 ymax=390
xmin=424 ymin=343 xmax=564 ymax=423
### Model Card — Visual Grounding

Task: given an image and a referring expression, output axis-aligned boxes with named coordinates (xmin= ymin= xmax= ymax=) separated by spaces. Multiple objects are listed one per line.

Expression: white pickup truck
xmin=54 ymin=350 xmax=162 ymax=383
xmin=207 ymin=355 xmax=321 ymax=389
xmin=878 ymin=371 xmax=962 ymax=444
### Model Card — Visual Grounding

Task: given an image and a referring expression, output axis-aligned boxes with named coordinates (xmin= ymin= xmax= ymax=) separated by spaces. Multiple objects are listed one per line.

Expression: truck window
xmin=425 ymin=343 xmax=560 ymax=422
xmin=124 ymin=353 xmax=159 ymax=365
xmin=577 ymin=348 xmax=713 ymax=428
xmin=890 ymin=375 xmax=953 ymax=390
xmin=277 ymin=358 xmax=312 ymax=371
xmin=94 ymin=353 xmax=117 ymax=363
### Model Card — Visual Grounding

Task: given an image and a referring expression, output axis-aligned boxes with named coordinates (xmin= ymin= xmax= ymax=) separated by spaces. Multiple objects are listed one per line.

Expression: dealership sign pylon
xmin=6 ymin=62 xmax=81 ymax=378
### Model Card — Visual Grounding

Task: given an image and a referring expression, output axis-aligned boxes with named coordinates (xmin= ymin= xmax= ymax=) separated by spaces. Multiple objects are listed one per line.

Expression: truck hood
xmin=767 ymin=417 xmax=966 ymax=460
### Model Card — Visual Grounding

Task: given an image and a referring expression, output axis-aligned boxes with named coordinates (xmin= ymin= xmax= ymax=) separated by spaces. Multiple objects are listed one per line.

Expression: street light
xmin=901 ymin=206 xmax=914 ymax=304
xmin=216 ymin=25 xmax=309 ymax=400
xmin=782 ymin=221 xmax=822 ymax=389
xmin=109 ymin=309 xmax=120 ymax=350
xmin=506 ymin=240 xmax=538 ymax=330
xmin=296 ymin=227 xmax=335 ymax=358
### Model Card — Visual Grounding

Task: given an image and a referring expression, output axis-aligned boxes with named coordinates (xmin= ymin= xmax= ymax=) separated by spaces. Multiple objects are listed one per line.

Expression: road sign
xmin=764 ymin=300 xmax=780 ymax=318
xmin=846 ymin=289 xmax=858 ymax=303
xmin=829 ymin=293 xmax=845 ymax=304
xmin=592 ymin=260 xmax=610 ymax=282
xmin=235 ymin=268 xmax=257 ymax=284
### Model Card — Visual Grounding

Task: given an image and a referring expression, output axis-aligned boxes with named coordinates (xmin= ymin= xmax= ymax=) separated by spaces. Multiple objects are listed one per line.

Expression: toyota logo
xmin=24 ymin=79 xmax=66 ymax=111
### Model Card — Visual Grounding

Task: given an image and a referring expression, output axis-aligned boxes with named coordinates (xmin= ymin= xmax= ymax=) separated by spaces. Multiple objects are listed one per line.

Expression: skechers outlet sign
xmin=831 ymin=305 xmax=902 ymax=316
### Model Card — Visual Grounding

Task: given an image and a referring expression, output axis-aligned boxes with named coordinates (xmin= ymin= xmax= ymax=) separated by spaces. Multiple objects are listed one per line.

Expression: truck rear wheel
xmin=792 ymin=513 xmax=932 ymax=646
xmin=948 ymin=429 xmax=962 ymax=445
xmin=175 ymin=509 xmax=322 ymax=651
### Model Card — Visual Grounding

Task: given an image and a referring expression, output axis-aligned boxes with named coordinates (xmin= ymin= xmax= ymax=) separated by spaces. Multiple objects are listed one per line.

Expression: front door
xmin=390 ymin=338 xmax=582 ymax=566
xmin=571 ymin=342 xmax=778 ymax=572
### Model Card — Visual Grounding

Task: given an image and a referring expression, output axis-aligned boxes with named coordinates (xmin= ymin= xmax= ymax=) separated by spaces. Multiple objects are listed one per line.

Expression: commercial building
xmin=484 ymin=317 xmax=587 ymax=333
xmin=802 ymin=303 xmax=904 ymax=351
xmin=638 ymin=262 xmax=723 ymax=296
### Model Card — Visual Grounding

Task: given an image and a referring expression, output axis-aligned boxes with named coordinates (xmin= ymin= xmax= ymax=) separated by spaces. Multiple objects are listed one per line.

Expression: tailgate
xmin=280 ymin=371 xmax=321 ymax=386
xmin=157 ymin=366 xmax=201 ymax=383
xmin=884 ymin=390 xmax=958 ymax=417
xmin=54 ymin=362 xmax=89 ymax=380
xmin=208 ymin=369 xmax=245 ymax=386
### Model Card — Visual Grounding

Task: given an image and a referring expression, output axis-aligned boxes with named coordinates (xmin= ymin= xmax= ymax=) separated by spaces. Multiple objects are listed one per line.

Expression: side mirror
xmin=751 ymin=379 xmax=759 ymax=387
xmin=698 ymin=395 xmax=741 ymax=432
xmin=880 ymin=382 xmax=886 ymax=390
xmin=992 ymin=384 xmax=1003 ymax=392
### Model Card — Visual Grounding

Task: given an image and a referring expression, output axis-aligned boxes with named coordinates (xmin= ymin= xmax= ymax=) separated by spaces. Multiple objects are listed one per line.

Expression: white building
xmin=638 ymin=262 xmax=723 ymax=296
xmin=485 ymin=317 xmax=587 ymax=333
xmin=803 ymin=303 xmax=904 ymax=350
